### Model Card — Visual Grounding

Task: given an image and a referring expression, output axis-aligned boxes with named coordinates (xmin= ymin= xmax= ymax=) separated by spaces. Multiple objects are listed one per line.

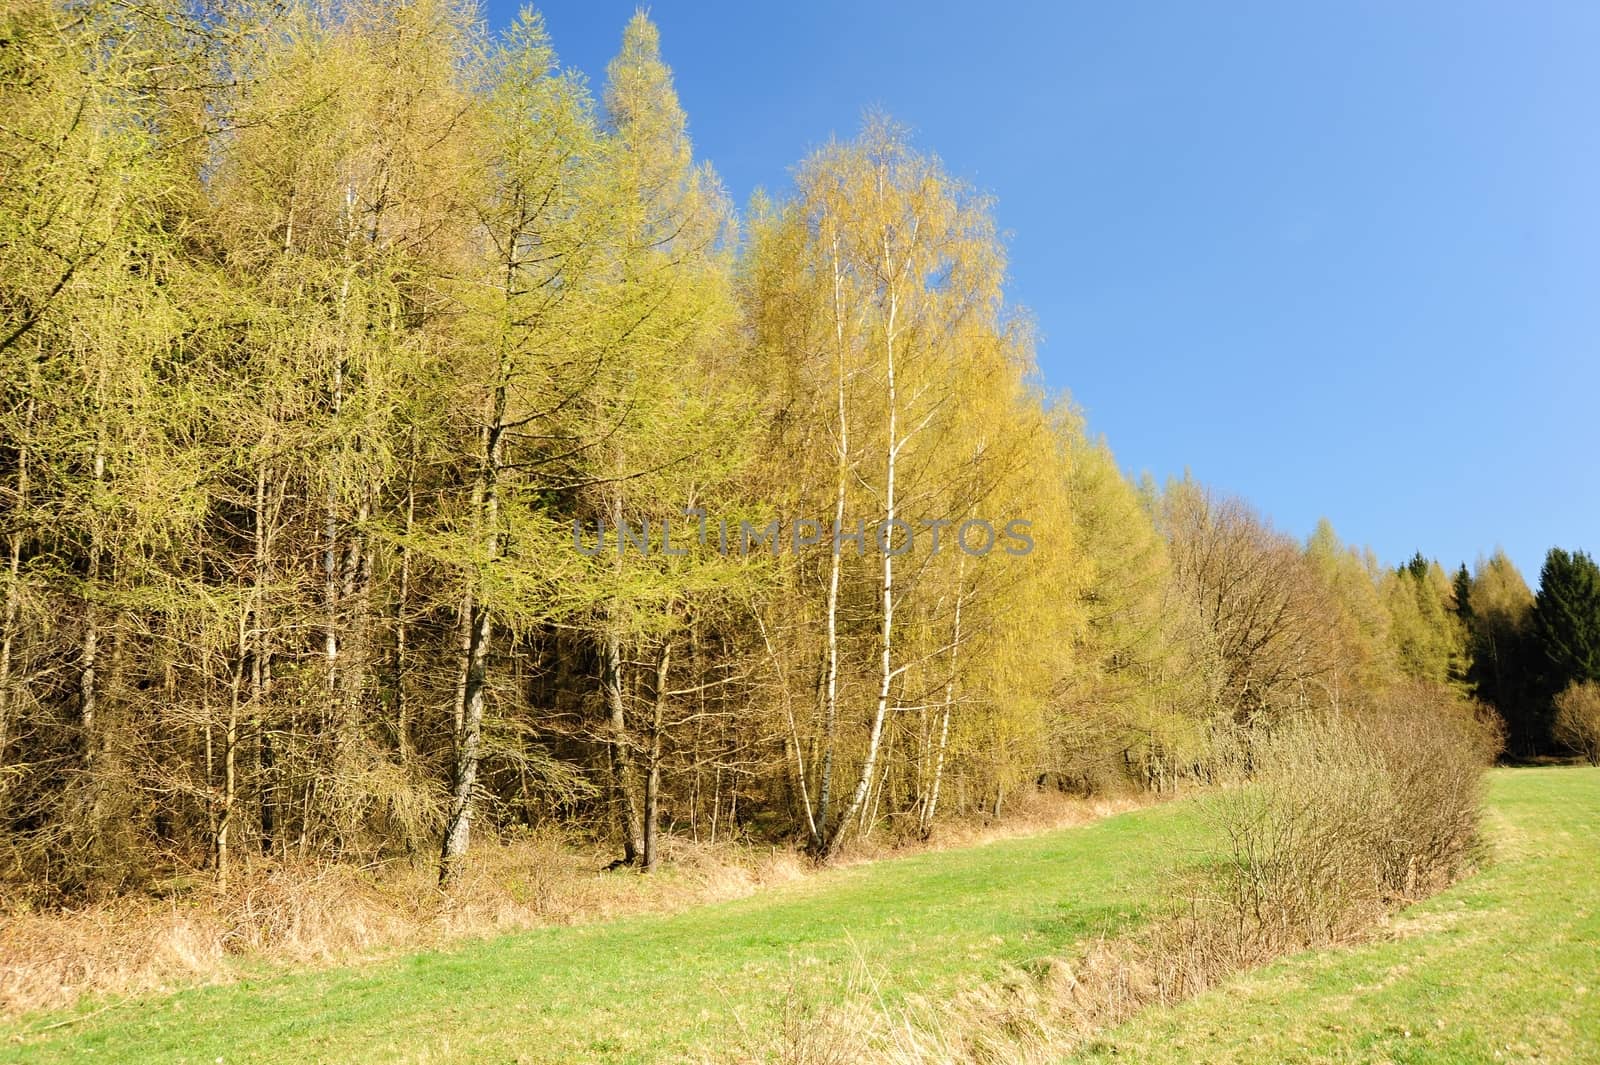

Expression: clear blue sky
xmin=492 ymin=1 xmax=1600 ymax=585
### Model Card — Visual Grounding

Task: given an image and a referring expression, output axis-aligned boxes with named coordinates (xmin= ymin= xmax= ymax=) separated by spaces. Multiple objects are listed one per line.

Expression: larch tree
xmin=575 ymin=10 xmax=742 ymax=869
xmin=432 ymin=7 xmax=603 ymax=881
xmin=1060 ymin=421 xmax=1216 ymax=790
xmin=0 ymin=0 xmax=217 ymax=892
xmin=1465 ymin=550 xmax=1536 ymax=752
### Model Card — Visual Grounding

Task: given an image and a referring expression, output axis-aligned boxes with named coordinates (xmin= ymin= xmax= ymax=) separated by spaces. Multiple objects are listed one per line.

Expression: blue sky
xmin=494 ymin=1 xmax=1600 ymax=585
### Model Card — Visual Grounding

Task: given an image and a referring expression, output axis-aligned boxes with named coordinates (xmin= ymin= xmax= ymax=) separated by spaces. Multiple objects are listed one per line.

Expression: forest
xmin=3 ymin=0 xmax=1600 ymax=911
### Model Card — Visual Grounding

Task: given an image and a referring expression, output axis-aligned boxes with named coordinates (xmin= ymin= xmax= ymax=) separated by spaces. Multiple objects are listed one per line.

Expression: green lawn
xmin=1 ymin=801 xmax=1205 ymax=1063
xmin=5 ymin=768 xmax=1595 ymax=1064
xmin=1072 ymin=766 xmax=1600 ymax=1065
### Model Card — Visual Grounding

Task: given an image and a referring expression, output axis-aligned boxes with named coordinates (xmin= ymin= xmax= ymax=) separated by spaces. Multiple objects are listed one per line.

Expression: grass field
xmin=0 ymin=800 xmax=1205 ymax=1063
xmin=3 ymin=768 xmax=1595 ymax=1063
xmin=1071 ymin=766 xmax=1600 ymax=1065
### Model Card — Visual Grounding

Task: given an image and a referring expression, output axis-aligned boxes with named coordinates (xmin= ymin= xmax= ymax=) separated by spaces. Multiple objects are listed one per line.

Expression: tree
xmin=0 ymin=0 xmax=219 ymax=893
xmin=576 ymin=11 xmax=744 ymax=870
xmin=1159 ymin=481 xmax=1340 ymax=726
xmin=1530 ymin=548 xmax=1600 ymax=703
xmin=1059 ymin=423 xmax=1213 ymax=791
xmin=0 ymin=0 xmax=1541 ymax=910
xmin=1452 ymin=564 xmax=1473 ymax=624
xmin=778 ymin=119 xmax=1022 ymax=859
xmin=1384 ymin=554 xmax=1469 ymax=690
xmin=1307 ymin=520 xmax=1394 ymax=695
xmin=1464 ymin=550 xmax=1536 ymax=754
xmin=432 ymin=8 xmax=605 ymax=881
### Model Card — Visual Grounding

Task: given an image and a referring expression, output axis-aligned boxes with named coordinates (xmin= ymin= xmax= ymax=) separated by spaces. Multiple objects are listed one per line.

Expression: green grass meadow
xmin=4 ymin=767 xmax=1596 ymax=1064
xmin=1072 ymin=767 xmax=1600 ymax=1065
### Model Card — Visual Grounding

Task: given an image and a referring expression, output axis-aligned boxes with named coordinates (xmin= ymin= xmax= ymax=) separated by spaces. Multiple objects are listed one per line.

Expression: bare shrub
xmin=1211 ymin=683 xmax=1491 ymax=939
xmin=1207 ymin=715 xmax=1393 ymax=948
xmin=1353 ymin=683 xmax=1496 ymax=897
xmin=1554 ymin=680 xmax=1600 ymax=765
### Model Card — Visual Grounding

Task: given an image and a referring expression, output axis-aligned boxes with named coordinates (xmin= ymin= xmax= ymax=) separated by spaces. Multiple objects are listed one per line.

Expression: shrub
xmin=1356 ymin=683 xmax=1497 ymax=895
xmin=1211 ymin=683 xmax=1492 ymax=944
xmin=1554 ymin=680 xmax=1600 ymax=765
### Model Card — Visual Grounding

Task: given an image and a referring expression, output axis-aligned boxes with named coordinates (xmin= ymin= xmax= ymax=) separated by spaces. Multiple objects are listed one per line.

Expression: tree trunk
xmin=641 ymin=639 xmax=672 ymax=872
xmin=822 ymin=267 xmax=901 ymax=862
xmin=79 ymin=434 xmax=106 ymax=865
xmin=760 ymin=614 xmax=819 ymax=848
xmin=252 ymin=464 xmax=276 ymax=855
xmin=439 ymin=601 xmax=490 ymax=882
xmin=439 ymin=397 xmax=505 ymax=883
xmin=218 ymin=612 xmax=243 ymax=888
xmin=0 ymin=395 xmax=31 ymax=778
xmin=921 ymin=554 xmax=966 ymax=838
xmin=815 ymin=231 xmax=849 ymax=846
xmin=603 ymin=627 xmax=644 ymax=865
xmin=323 ymin=361 xmax=341 ymax=708
xmin=394 ymin=451 xmax=415 ymax=757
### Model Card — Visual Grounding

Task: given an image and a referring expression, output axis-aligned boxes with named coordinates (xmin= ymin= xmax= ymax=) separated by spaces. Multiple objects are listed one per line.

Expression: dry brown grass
xmin=0 ymin=791 xmax=1143 ymax=1019
xmin=830 ymin=790 xmax=1150 ymax=868
xmin=0 ymin=830 xmax=793 ymax=1016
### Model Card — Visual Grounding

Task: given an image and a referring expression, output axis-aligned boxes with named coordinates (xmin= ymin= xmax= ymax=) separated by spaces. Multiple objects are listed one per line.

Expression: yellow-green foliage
xmin=0 ymin=0 xmax=1497 ymax=898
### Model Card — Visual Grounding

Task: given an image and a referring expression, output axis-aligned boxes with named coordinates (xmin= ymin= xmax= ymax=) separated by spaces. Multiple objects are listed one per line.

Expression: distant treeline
xmin=1456 ymin=547 xmax=1600 ymax=759
xmin=1 ymin=0 xmax=1595 ymax=902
